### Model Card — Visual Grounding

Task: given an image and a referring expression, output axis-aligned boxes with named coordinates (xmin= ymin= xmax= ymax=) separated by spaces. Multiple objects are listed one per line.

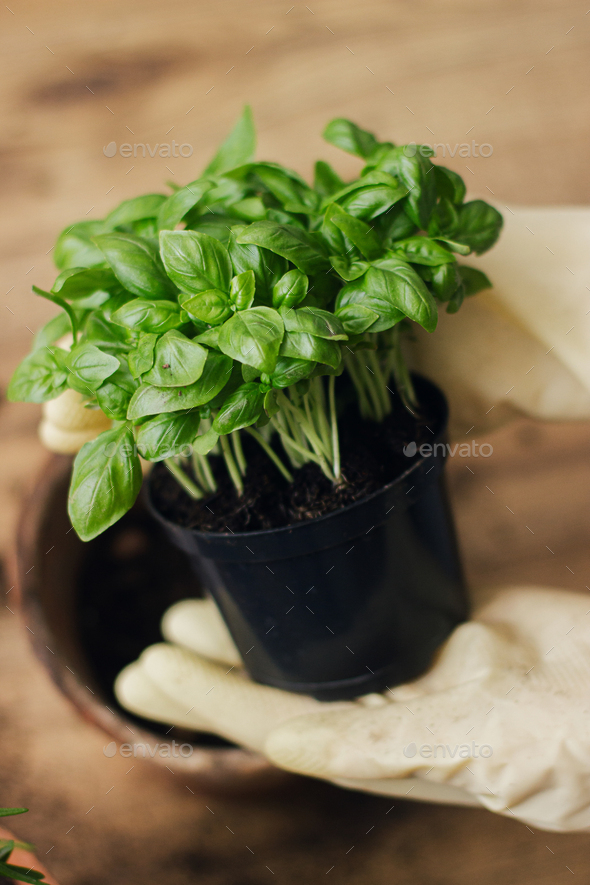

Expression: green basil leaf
xmin=379 ymin=204 xmax=418 ymax=245
xmin=279 ymin=331 xmax=341 ymax=369
xmin=264 ymin=388 xmax=279 ymax=418
xmin=281 ymin=306 xmax=347 ymax=340
xmin=202 ymin=105 xmax=256 ymax=177
xmin=33 ymin=312 xmax=72 ymax=350
xmin=112 ymin=298 xmax=182 ymax=333
xmin=458 ymin=265 xmax=493 ymax=297
xmin=324 ymin=203 xmax=381 ymax=260
xmin=212 ymin=381 xmax=265 ymax=433
xmin=0 ymin=860 xmax=47 ymax=884
xmin=434 ymin=166 xmax=466 ymax=204
xmin=194 ymin=326 xmax=221 ymax=348
xmin=159 ymin=230 xmax=232 ymax=295
xmin=372 ymin=147 xmax=436 ymax=229
xmin=329 ymin=255 xmax=369 ymax=281
xmin=93 ymin=233 xmax=176 ymax=299
xmin=314 ymin=160 xmax=345 ymax=198
xmin=454 ymin=201 xmax=503 ymax=254
xmin=252 ymin=163 xmax=319 ymax=212
xmin=218 ymin=306 xmax=284 ymax=374
xmin=322 ymin=118 xmax=379 ymax=159
xmin=128 ymin=332 xmax=158 ymax=378
xmin=157 ymin=179 xmax=214 ymax=231
xmin=242 ymin=363 xmax=260 ymax=382
xmin=228 ymin=228 xmax=288 ymax=304
xmin=68 ymin=425 xmax=142 ymax=540
xmin=7 ymin=346 xmax=68 ymax=403
xmin=81 ymin=312 xmax=132 ymax=352
xmin=229 ymin=269 xmax=255 ymax=311
xmin=446 ymin=282 xmax=465 ymax=314
xmin=127 ymin=350 xmax=233 ymax=418
xmin=65 ymin=343 xmax=120 ymax=392
xmin=432 ymin=237 xmax=471 ymax=256
xmin=427 ymin=197 xmax=459 ymax=238
xmin=334 ymin=304 xmax=379 ymax=334
xmin=193 ymin=426 xmax=220 ymax=455
xmin=54 ymin=220 xmax=107 ymax=270
xmin=32 ymin=285 xmax=79 ymax=344
xmin=236 ymin=221 xmax=329 ymax=274
xmin=391 ymin=236 xmax=455 ymax=266
xmin=51 ymin=266 xmax=120 ymax=300
xmin=179 ymin=289 xmax=230 ymax=326
xmin=335 ymin=269 xmax=403 ymax=333
xmin=96 ymin=361 xmax=138 ymax=419
xmin=431 ymin=263 xmax=460 ymax=301
xmin=104 ymin=194 xmax=167 ymax=230
xmin=339 ymin=183 xmax=407 ymax=220
xmin=229 ymin=196 xmax=266 ymax=221
xmin=143 ymin=330 xmax=207 ymax=387
xmin=338 ymin=264 xmax=437 ymax=333
xmin=272 ymin=269 xmax=308 ymax=309
xmin=270 ymin=355 xmax=316 ymax=388
xmin=136 ymin=410 xmax=201 ymax=460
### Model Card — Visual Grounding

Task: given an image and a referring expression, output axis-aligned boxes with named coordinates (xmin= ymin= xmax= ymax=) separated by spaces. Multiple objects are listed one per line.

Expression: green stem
xmin=231 ymin=431 xmax=247 ymax=477
xmin=357 ymin=358 xmax=384 ymax=421
xmin=367 ymin=347 xmax=392 ymax=416
xmin=271 ymin=427 xmax=325 ymax=467
xmin=244 ymin=427 xmax=294 ymax=483
xmin=344 ymin=352 xmax=371 ymax=418
xmin=165 ymin=458 xmax=204 ymax=500
xmin=390 ymin=326 xmax=418 ymax=411
xmin=278 ymin=392 xmax=334 ymax=478
xmin=328 ymin=375 xmax=341 ymax=480
xmin=220 ymin=434 xmax=244 ymax=496
xmin=311 ymin=377 xmax=333 ymax=457
xmin=196 ymin=451 xmax=217 ymax=493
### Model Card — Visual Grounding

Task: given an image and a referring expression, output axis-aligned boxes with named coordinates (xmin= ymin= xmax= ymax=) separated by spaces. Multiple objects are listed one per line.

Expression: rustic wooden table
xmin=2 ymin=1 xmax=590 ymax=882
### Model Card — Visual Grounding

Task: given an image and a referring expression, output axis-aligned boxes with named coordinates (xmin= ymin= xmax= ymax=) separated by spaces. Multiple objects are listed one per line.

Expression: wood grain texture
xmin=2 ymin=0 xmax=590 ymax=882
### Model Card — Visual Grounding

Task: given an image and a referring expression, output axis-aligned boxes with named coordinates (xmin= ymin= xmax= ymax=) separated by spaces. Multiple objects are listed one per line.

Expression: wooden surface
xmin=2 ymin=1 xmax=590 ymax=882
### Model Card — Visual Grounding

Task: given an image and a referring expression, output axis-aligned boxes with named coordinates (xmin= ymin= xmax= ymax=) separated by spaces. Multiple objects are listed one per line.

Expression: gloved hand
xmin=115 ymin=586 xmax=590 ymax=832
xmin=38 ymin=208 xmax=590 ymax=452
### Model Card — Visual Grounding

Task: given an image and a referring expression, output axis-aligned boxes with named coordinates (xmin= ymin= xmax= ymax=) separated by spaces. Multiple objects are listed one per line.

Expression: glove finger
xmin=139 ymin=643 xmax=325 ymax=753
xmin=333 ymin=776 xmax=482 ymax=807
xmin=472 ymin=208 xmax=590 ymax=396
xmin=115 ymin=661 xmax=211 ymax=731
xmin=161 ymin=599 xmax=241 ymax=667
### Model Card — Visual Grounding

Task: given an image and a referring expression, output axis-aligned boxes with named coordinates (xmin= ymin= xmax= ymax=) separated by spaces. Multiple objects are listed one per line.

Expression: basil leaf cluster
xmin=9 ymin=107 xmax=502 ymax=540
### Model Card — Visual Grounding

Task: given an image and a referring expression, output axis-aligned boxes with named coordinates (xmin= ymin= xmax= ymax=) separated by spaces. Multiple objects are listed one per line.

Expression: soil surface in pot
xmin=150 ymin=392 xmax=438 ymax=534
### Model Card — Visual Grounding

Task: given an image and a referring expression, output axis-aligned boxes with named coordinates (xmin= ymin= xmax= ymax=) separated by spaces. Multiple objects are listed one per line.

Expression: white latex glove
xmin=39 ymin=388 xmax=111 ymax=454
xmin=410 ymin=207 xmax=590 ymax=435
xmin=38 ymin=208 xmax=590 ymax=453
xmin=116 ymin=586 xmax=590 ymax=832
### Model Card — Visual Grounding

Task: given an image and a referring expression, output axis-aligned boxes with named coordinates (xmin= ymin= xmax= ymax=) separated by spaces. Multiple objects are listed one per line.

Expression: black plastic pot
xmin=148 ymin=378 xmax=468 ymax=701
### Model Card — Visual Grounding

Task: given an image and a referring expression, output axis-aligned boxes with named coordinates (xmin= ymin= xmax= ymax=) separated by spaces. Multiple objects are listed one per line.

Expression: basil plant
xmin=9 ymin=107 xmax=502 ymax=540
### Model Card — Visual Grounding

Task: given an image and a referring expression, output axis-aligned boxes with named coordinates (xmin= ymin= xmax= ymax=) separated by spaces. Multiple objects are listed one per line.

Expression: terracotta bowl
xmin=12 ymin=454 xmax=290 ymax=793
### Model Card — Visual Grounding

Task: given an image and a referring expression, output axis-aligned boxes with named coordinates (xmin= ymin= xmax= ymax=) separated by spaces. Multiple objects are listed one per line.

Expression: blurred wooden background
xmin=2 ymin=0 xmax=590 ymax=882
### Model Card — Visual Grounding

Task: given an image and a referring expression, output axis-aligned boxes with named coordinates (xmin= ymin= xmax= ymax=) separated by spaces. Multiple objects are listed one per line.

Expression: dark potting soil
xmin=150 ymin=393 xmax=439 ymax=534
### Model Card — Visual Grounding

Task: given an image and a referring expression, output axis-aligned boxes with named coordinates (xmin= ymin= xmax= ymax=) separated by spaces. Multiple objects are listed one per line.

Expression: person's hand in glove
xmin=116 ymin=585 xmax=590 ymax=833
